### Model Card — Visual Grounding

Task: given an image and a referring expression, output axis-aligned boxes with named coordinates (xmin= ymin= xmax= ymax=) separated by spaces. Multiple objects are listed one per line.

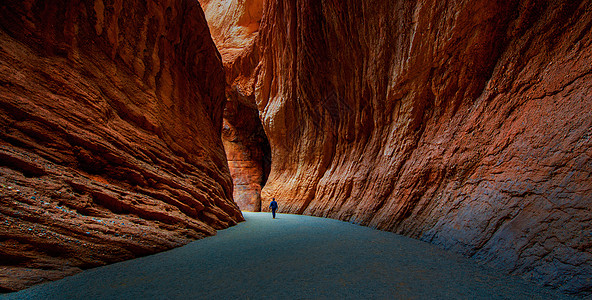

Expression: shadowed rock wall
xmin=0 ymin=0 xmax=242 ymax=292
xmin=252 ymin=0 xmax=591 ymax=295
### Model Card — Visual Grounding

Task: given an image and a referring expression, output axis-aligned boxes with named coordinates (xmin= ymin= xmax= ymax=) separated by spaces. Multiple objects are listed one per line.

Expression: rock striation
xmin=212 ymin=0 xmax=592 ymax=295
xmin=0 ymin=0 xmax=243 ymax=292
xmin=199 ymin=0 xmax=270 ymax=211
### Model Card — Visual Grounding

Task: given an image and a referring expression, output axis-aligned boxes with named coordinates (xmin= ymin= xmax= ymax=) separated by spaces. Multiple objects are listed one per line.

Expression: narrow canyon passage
xmin=3 ymin=213 xmax=570 ymax=299
xmin=1 ymin=0 xmax=591 ymax=297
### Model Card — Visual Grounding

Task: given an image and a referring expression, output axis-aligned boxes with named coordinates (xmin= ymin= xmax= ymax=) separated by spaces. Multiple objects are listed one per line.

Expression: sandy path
xmin=2 ymin=212 xmax=570 ymax=299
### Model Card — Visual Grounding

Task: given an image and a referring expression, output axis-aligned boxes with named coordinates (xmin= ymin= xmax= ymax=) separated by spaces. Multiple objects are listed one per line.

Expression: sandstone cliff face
xmin=199 ymin=0 xmax=270 ymax=211
xmin=0 ymin=0 xmax=242 ymax=292
xmin=247 ymin=0 xmax=591 ymax=295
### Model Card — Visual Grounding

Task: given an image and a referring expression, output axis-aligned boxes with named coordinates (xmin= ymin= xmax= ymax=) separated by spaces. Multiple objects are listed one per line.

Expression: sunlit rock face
xmin=250 ymin=0 xmax=591 ymax=295
xmin=0 ymin=0 xmax=242 ymax=292
xmin=199 ymin=0 xmax=269 ymax=211
xmin=199 ymin=0 xmax=262 ymax=64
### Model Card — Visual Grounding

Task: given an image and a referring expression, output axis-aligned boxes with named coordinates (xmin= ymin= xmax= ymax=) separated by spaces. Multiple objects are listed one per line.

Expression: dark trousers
xmin=272 ymin=208 xmax=276 ymax=218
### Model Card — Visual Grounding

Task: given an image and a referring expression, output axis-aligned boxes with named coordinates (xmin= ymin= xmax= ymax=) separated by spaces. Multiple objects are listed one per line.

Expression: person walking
xmin=269 ymin=198 xmax=278 ymax=219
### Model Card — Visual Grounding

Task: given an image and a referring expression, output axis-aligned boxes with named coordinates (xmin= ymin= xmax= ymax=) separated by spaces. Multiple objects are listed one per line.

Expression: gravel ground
xmin=2 ymin=212 xmax=573 ymax=299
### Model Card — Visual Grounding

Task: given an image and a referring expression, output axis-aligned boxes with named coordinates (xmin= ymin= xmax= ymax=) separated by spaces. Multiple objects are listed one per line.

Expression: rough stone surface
xmin=199 ymin=0 xmax=270 ymax=211
xmin=243 ymin=0 xmax=591 ymax=295
xmin=0 ymin=0 xmax=243 ymax=292
xmin=221 ymin=100 xmax=270 ymax=212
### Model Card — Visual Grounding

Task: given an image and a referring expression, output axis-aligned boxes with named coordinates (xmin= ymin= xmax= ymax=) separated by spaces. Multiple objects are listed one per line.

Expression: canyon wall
xmin=221 ymin=99 xmax=270 ymax=211
xmin=200 ymin=0 xmax=270 ymax=211
xmin=0 ymin=0 xmax=242 ymax=292
xmin=212 ymin=0 xmax=591 ymax=295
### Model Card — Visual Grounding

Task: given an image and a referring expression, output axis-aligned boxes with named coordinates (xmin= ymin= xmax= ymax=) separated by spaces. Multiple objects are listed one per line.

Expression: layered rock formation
xmin=209 ymin=0 xmax=592 ymax=295
xmin=0 ymin=0 xmax=243 ymax=292
xmin=199 ymin=0 xmax=270 ymax=211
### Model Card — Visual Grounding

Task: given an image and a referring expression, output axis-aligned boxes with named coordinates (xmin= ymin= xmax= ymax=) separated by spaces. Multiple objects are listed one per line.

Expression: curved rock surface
xmin=199 ymin=0 xmax=270 ymax=211
xmin=0 ymin=0 xmax=242 ymax=292
xmin=212 ymin=0 xmax=592 ymax=295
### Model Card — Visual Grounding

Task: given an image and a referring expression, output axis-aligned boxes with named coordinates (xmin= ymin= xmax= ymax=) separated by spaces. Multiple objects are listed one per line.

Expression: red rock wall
xmin=253 ymin=0 xmax=592 ymax=295
xmin=199 ymin=0 xmax=270 ymax=211
xmin=0 ymin=0 xmax=243 ymax=292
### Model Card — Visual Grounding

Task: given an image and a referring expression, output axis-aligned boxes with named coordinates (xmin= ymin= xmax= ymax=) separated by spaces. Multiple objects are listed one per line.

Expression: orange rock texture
xmin=213 ymin=0 xmax=592 ymax=295
xmin=199 ymin=0 xmax=269 ymax=211
xmin=0 ymin=0 xmax=242 ymax=292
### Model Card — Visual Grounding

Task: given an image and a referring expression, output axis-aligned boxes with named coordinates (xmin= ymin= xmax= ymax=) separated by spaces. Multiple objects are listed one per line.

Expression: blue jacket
xmin=269 ymin=200 xmax=278 ymax=210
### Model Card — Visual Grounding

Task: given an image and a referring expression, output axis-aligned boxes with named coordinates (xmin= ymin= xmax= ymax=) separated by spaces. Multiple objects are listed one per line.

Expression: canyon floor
xmin=2 ymin=212 xmax=572 ymax=299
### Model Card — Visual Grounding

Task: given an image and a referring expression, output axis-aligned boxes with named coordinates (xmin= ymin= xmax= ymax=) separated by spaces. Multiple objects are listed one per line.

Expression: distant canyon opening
xmin=222 ymin=95 xmax=271 ymax=212
xmin=199 ymin=0 xmax=271 ymax=212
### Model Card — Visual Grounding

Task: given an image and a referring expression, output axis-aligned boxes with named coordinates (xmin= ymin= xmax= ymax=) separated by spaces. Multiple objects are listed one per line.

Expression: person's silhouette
xmin=269 ymin=198 xmax=278 ymax=219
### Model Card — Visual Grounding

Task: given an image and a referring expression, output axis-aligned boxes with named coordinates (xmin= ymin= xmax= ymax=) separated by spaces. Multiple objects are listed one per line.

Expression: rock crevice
xmin=199 ymin=0 xmax=270 ymax=211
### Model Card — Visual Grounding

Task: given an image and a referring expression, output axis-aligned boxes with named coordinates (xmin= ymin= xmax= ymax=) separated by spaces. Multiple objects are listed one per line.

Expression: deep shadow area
xmin=4 ymin=213 xmax=572 ymax=299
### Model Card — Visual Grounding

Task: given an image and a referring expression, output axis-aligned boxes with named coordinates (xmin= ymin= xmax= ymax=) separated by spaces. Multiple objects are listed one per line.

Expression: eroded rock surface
xmin=199 ymin=0 xmax=269 ymax=211
xmin=237 ymin=0 xmax=591 ymax=295
xmin=221 ymin=100 xmax=270 ymax=212
xmin=0 ymin=0 xmax=243 ymax=292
